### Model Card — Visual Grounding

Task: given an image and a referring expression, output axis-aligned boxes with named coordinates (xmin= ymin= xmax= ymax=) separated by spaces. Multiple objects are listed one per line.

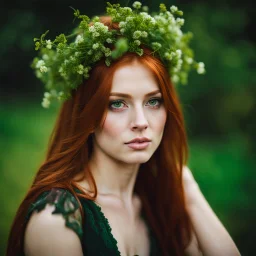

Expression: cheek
xmin=100 ymin=113 xmax=126 ymax=138
xmin=152 ymin=110 xmax=167 ymax=132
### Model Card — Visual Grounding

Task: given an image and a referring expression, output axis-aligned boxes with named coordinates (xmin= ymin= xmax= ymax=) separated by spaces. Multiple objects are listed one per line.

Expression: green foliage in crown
xmin=31 ymin=1 xmax=205 ymax=108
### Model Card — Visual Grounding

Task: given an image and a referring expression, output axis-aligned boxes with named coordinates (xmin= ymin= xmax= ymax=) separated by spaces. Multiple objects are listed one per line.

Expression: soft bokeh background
xmin=1 ymin=0 xmax=255 ymax=255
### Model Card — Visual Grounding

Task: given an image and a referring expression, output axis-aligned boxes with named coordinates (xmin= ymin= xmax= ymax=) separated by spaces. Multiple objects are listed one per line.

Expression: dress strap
xmin=26 ymin=188 xmax=83 ymax=239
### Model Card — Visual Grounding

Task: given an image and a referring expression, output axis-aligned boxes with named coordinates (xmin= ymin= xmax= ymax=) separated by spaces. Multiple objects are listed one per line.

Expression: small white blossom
xmin=141 ymin=31 xmax=148 ymax=38
xmin=120 ymin=28 xmax=125 ymax=34
xmin=142 ymin=6 xmax=149 ymax=12
xmin=176 ymin=49 xmax=182 ymax=58
xmin=106 ymin=38 xmax=113 ymax=43
xmin=57 ymin=91 xmax=65 ymax=100
xmin=185 ymin=57 xmax=193 ymax=64
xmin=133 ymin=30 xmax=142 ymax=39
xmin=126 ymin=17 xmax=134 ymax=22
xmin=89 ymin=26 xmax=96 ymax=32
xmin=40 ymin=66 xmax=48 ymax=73
xmin=42 ymin=54 xmax=49 ymax=60
xmin=164 ymin=52 xmax=173 ymax=60
xmin=123 ymin=7 xmax=132 ymax=12
xmin=44 ymin=92 xmax=51 ymax=99
xmin=132 ymin=1 xmax=142 ymax=9
xmin=152 ymin=42 xmax=162 ymax=49
xmin=134 ymin=40 xmax=141 ymax=46
xmin=42 ymin=98 xmax=50 ymax=108
xmin=92 ymin=32 xmax=100 ymax=38
xmin=46 ymin=40 xmax=52 ymax=49
xmin=197 ymin=62 xmax=205 ymax=74
xmin=75 ymin=35 xmax=84 ymax=44
xmin=119 ymin=21 xmax=126 ymax=28
xmin=176 ymin=18 xmax=185 ymax=26
xmin=170 ymin=6 xmax=178 ymax=13
xmin=36 ymin=60 xmax=45 ymax=68
xmin=77 ymin=64 xmax=84 ymax=74
xmin=92 ymin=43 xmax=99 ymax=49
xmin=172 ymin=74 xmax=179 ymax=83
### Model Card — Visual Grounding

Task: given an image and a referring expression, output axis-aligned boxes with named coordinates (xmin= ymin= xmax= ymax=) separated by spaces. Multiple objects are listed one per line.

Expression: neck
xmin=88 ymin=151 xmax=140 ymax=204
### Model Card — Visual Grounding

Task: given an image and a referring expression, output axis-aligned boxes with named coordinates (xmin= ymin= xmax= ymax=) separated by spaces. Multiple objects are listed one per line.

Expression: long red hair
xmin=7 ymin=17 xmax=192 ymax=256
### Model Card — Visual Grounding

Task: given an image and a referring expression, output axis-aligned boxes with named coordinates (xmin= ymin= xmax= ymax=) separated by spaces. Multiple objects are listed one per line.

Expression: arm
xmin=24 ymin=204 xmax=83 ymax=256
xmin=182 ymin=166 xmax=241 ymax=256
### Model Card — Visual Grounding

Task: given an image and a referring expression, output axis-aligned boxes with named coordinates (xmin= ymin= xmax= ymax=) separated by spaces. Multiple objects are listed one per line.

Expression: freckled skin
xmin=92 ymin=61 xmax=167 ymax=165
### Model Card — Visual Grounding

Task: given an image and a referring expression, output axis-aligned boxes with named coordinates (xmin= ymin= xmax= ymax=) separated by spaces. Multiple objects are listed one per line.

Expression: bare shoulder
xmin=24 ymin=204 xmax=83 ymax=256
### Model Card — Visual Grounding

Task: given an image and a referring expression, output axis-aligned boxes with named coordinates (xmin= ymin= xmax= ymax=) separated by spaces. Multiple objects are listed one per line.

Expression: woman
xmin=7 ymin=2 xmax=240 ymax=256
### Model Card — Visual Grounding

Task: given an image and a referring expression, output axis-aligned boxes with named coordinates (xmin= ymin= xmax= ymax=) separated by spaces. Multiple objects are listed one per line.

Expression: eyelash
xmin=109 ymin=97 xmax=163 ymax=111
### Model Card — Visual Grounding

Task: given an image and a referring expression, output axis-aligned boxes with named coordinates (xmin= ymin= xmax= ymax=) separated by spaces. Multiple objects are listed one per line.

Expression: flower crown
xmin=32 ymin=1 xmax=205 ymax=108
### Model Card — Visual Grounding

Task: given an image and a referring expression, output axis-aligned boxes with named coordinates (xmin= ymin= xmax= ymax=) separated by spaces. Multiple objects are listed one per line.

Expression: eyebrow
xmin=110 ymin=90 xmax=161 ymax=98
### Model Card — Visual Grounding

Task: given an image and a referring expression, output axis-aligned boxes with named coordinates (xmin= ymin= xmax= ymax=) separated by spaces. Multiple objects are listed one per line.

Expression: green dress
xmin=25 ymin=188 xmax=161 ymax=255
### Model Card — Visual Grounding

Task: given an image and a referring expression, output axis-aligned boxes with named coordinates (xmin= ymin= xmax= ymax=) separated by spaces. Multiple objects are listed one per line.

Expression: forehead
xmin=111 ymin=62 xmax=160 ymax=95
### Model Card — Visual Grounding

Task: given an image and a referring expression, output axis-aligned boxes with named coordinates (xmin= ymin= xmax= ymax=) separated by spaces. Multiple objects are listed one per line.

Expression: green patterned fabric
xmin=25 ymin=188 xmax=161 ymax=255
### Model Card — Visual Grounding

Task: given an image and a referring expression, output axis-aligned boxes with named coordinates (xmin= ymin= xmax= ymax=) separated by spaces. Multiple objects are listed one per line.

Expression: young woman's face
xmin=92 ymin=61 xmax=167 ymax=165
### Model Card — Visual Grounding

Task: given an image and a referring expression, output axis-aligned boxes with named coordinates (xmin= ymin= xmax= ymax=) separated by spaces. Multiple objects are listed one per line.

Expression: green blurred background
xmin=1 ymin=0 xmax=255 ymax=255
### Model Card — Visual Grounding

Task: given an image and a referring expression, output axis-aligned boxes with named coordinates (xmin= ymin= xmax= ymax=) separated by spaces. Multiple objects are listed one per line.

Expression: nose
xmin=131 ymin=106 xmax=149 ymax=131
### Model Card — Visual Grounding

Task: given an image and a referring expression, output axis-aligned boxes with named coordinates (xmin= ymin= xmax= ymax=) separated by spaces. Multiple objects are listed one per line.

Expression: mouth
xmin=125 ymin=137 xmax=151 ymax=144
xmin=125 ymin=141 xmax=151 ymax=150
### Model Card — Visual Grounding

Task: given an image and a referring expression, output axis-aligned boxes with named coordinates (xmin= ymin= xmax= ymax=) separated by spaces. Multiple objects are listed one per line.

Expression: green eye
xmin=109 ymin=100 xmax=124 ymax=109
xmin=148 ymin=98 xmax=162 ymax=107
xmin=149 ymin=99 xmax=158 ymax=105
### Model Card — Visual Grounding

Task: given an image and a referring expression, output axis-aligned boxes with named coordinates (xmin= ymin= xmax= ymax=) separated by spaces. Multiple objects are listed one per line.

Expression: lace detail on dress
xmin=90 ymin=201 xmax=120 ymax=253
xmin=26 ymin=188 xmax=83 ymax=239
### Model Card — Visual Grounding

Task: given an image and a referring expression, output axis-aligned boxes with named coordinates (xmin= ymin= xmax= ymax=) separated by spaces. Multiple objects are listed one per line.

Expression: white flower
xmin=152 ymin=42 xmax=162 ymax=49
xmin=42 ymin=54 xmax=49 ymax=60
xmin=44 ymin=92 xmax=51 ymax=99
xmin=176 ymin=18 xmax=185 ymax=26
xmin=172 ymin=74 xmax=179 ymax=83
xmin=75 ymin=35 xmax=84 ymax=44
xmin=185 ymin=57 xmax=193 ymax=64
xmin=170 ymin=6 xmax=178 ymax=13
xmin=77 ymin=64 xmax=84 ymax=74
xmin=89 ymin=26 xmax=96 ymax=32
xmin=197 ymin=62 xmax=205 ymax=74
xmin=42 ymin=98 xmax=50 ymax=108
xmin=40 ymin=66 xmax=48 ymax=73
xmin=142 ymin=6 xmax=149 ymax=12
xmin=123 ymin=7 xmax=132 ymax=12
xmin=106 ymin=38 xmax=113 ymax=43
xmin=176 ymin=49 xmax=182 ymax=58
xmin=92 ymin=43 xmax=99 ymax=49
xmin=36 ymin=60 xmax=45 ymax=68
xmin=164 ymin=52 xmax=172 ymax=60
xmin=46 ymin=40 xmax=52 ymax=49
xmin=119 ymin=21 xmax=126 ymax=28
xmin=141 ymin=31 xmax=148 ymax=38
xmin=126 ymin=17 xmax=134 ymax=22
xmin=104 ymin=48 xmax=112 ymax=57
xmin=133 ymin=30 xmax=142 ymax=39
xmin=92 ymin=32 xmax=100 ymax=38
xmin=134 ymin=40 xmax=141 ymax=46
xmin=57 ymin=91 xmax=65 ymax=100
xmin=132 ymin=1 xmax=142 ymax=9
xmin=120 ymin=28 xmax=125 ymax=34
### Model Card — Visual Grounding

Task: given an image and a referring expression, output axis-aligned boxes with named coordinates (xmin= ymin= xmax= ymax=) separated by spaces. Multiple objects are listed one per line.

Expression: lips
xmin=125 ymin=137 xmax=151 ymax=144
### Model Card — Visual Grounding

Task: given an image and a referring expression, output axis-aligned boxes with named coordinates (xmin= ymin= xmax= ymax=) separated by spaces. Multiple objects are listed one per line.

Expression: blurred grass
xmin=0 ymin=102 xmax=58 ymax=252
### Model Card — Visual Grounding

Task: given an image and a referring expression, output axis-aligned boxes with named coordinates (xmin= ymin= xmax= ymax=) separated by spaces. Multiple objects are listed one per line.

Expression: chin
xmin=121 ymin=153 xmax=152 ymax=164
